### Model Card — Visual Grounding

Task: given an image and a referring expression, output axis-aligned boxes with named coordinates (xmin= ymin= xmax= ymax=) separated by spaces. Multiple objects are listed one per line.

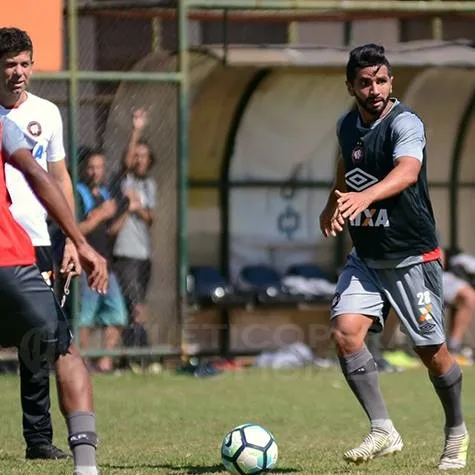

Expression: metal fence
xmin=35 ymin=0 xmax=475 ymax=365
xmin=31 ymin=0 xmax=190 ymax=362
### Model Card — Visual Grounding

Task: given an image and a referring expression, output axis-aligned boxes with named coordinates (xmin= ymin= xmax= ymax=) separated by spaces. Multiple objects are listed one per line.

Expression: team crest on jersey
xmin=27 ymin=121 xmax=42 ymax=137
xmin=351 ymin=144 xmax=364 ymax=164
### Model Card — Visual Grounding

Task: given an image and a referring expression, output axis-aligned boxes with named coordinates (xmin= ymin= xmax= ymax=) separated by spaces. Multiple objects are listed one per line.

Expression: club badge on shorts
xmin=351 ymin=141 xmax=364 ymax=164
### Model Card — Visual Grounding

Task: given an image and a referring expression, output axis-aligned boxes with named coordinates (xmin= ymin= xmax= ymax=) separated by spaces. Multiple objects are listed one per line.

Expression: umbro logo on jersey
xmin=27 ymin=121 xmax=42 ymax=137
xmin=345 ymin=168 xmax=378 ymax=192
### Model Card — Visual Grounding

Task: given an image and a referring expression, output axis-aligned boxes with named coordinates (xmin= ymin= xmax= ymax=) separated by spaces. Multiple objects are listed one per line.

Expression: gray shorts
xmin=331 ymin=253 xmax=445 ymax=347
xmin=443 ymin=272 xmax=467 ymax=305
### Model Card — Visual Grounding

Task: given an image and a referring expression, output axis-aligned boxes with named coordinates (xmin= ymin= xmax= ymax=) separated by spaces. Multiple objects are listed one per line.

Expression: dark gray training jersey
xmin=337 ymin=100 xmax=439 ymax=266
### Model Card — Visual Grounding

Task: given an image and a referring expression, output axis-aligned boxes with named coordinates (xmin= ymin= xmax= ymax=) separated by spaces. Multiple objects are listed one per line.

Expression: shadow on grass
xmin=102 ymin=462 xmax=299 ymax=473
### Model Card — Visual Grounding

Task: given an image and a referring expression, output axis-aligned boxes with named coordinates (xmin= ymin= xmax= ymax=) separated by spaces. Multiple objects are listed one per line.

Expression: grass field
xmin=0 ymin=366 xmax=474 ymax=474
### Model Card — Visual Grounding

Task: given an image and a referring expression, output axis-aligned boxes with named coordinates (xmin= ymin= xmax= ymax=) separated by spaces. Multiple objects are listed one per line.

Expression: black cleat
xmin=25 ymin=444 xmax=71 ymax=460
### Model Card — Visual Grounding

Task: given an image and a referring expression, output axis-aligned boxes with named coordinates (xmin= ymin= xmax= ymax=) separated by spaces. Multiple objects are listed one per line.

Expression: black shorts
xmin=113 ymin=257 xmax=151 ymax=308
xmin=0 ymin=265 xmax=72 ymax=366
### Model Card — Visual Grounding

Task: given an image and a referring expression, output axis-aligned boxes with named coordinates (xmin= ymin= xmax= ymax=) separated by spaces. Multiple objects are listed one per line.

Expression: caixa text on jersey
xmin=349 ymin=208 xmax=389 ymax=227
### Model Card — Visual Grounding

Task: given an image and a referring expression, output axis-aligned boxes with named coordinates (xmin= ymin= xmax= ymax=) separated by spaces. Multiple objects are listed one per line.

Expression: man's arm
xmin=363 ymin=157 xmax=420 ymax=202
xmin=328 ymin=156 xmax=346 ymax=206
xmin=130 ymin=179 xmax=155 ymax=226
xmin=78 ymin=200 xmax=116 ymax=235
xmin=12 ymin=150 xmax=83 ymax=245
xmin=319 ymin=155 xmax=346 ymax=237
xmin=337 ymin=113 xmax=425 ymax=221
xmin=123 ymin=108 xmax=148 ymax=171
xmin=48 ymin=160 xmax=75 ymax=216
xmin=46 ymin=104 xmax=81 ymax=273
xmin=108 ymin=209 xmax=128 ymax=236
xmin=132 ymin=207 xmax=154 ymax=226
xmin=8 ymin=148 xmax=107 ymax=292
xmin=48 ymin=159 xmax=82 ymax=274
xmin=78 ymin=209 xmax=103 ymax=235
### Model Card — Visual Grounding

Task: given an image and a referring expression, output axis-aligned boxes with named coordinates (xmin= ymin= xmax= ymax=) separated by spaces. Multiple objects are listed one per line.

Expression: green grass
xmin=0 ymin=366 xmax=473 ymax=474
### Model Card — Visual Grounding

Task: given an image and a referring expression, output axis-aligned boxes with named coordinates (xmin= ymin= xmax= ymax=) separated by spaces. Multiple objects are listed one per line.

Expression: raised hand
xmin=133 ymin=108 xmax=149 ymax=132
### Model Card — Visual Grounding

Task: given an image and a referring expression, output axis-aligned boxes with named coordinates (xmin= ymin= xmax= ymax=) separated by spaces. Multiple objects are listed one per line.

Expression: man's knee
xmin=331 ymin=314 xmax=372 ymax=355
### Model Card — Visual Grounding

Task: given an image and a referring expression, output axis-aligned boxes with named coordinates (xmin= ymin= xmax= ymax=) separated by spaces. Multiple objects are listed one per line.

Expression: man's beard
xmin=355 ymin=94 xmax=390 ymax=118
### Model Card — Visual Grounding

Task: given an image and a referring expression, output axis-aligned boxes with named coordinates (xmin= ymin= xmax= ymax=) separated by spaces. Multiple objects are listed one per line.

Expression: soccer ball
xmin=221 ymin=423 xmax=278 ymax=474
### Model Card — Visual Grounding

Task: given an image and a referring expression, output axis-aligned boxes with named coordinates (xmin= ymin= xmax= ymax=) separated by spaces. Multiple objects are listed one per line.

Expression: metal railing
xmin=57 ymin=0 xmax=191 ymax=358
xmin=47 ymin=0 xmax=475 ymax=361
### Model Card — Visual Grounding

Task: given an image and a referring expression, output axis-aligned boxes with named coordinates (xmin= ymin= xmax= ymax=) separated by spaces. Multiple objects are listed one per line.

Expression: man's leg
xmin=96 ymin=272 xmax=128 ymax=372
xmin=55 ymin=346 xmax=98 ymax=475
xmin=331 ymin=254 xmax=402 ymax=463
xmin=19 ymin=356 xmax=52 ymax=448
xmin=333 ymin=315 xmax=392 ymax=427
xmin=366 ymin=329 xmax=400 ymax=373
xmin=450 ymin=292 xmax=475 ymax=355
xmin=382 ymin=260 xmax=469 ymax=470
xmin=12 ymin=265 xmax=99 ymax=475
xmin=443 ymin=272 xmax=475 ymax=356
xmin=78 ymin=272 xmax=100 ymax=371
xmin=414 ymin=343 xmax=468 ymax=470
xmin=21 ymin=246 xmax=69 ymax=460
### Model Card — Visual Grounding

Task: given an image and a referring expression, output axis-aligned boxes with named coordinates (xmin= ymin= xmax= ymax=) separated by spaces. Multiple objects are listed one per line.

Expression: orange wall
xmin=2 ymin=0 xmax=63 ymax=71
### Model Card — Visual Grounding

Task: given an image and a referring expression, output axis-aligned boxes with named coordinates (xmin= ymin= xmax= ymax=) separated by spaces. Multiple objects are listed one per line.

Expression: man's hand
xmin=319 ymin=197 xmax=345 ymax=237
xmin=60 ymin=238 xmax=82 ymax=276
xmin=133 ymin=108 xmax=148 ymax=132
xmin=336 ymin=189 xmax=374 ymax=222
xmin=128 ymin=196 xmax=141 ymax=213
xmin=76 ymin=242 xmax=108 ymax=294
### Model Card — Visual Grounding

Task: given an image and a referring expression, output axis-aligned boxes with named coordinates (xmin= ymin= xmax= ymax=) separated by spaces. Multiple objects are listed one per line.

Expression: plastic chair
xmin=238 ymin=264 xmax=301 ymax=306
xmin=188 ymin=266 xmax=249 ymax=308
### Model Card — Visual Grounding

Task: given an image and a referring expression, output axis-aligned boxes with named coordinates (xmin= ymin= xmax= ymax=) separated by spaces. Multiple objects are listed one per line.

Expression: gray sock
xmin=430 ymin=363 xmax=464 ymax=431
xmin=67 ymin=412 xmax=97 ymax=470
xmin=339 ymin=345 xmax=391 ymax=429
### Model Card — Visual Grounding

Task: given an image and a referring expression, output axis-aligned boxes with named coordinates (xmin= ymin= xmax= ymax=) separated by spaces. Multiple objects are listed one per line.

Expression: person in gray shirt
xmin=110 ymin=108 xmax=156 ymax=327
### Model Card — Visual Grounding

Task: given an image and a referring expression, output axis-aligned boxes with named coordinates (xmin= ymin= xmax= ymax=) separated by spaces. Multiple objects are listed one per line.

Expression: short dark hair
xmin=0 ymin=27 xmax=33 ymax=59
xmin=346 ymin=43 xmax=391 ymax=84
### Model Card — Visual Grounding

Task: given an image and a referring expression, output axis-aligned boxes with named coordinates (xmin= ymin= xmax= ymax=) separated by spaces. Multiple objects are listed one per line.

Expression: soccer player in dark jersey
xmin=0 ymin=115 xmax=106 ymax=475
xmin=319 ymin=44 xmax=468 ymax=469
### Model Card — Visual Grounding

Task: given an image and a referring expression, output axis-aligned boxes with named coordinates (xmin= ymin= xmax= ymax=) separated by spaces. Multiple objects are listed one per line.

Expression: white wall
xmin=229 ymin=69 xmax=353 ymax=278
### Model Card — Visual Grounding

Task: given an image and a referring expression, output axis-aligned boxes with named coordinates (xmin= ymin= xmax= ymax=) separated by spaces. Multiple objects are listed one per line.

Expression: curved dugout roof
xmin=103 ymin=42 xmax=475 ymax=270
xmin=402 ymin=68 xmax=475 ymax=253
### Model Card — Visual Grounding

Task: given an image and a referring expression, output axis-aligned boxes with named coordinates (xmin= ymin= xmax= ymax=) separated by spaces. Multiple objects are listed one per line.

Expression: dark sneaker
xmin=26 ymin=444 xmax=71 ymax=460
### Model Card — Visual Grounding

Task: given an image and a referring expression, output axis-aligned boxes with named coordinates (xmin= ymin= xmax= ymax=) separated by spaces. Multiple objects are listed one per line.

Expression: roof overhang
xmin=204 ymin=40 xmax=475 ymax=68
